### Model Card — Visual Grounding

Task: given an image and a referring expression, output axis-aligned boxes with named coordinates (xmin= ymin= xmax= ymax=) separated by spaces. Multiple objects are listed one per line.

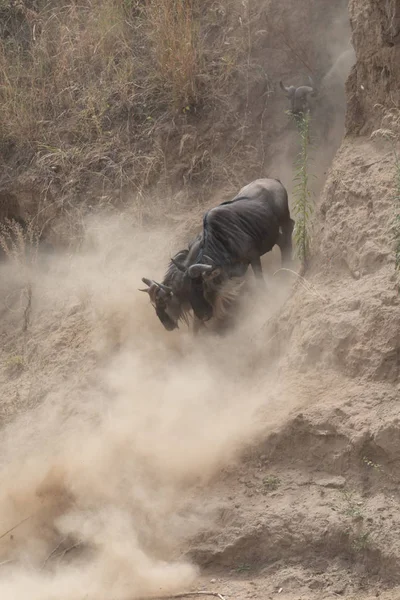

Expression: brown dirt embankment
xmin=0 ymin=1 xmax=398 ymax=600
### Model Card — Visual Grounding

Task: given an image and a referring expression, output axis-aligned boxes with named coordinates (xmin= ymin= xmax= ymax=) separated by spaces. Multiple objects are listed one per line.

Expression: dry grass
xmin=371 ymin=121 xmax=400 ymax=270
xmin=0 ymin=218 xmax=42 ymax=333
xmin=0 ymin=1 xmax=134 ymax=144
xmin=0 ymin=0 xmax=254 ymax=210
xmin=144 ymin=0 xmax=201 ymax=109
xmin=0 ymin=218 xmax=40 ymax=268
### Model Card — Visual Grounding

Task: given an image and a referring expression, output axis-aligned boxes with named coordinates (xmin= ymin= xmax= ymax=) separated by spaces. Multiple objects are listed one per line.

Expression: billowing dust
xmin=0 ymin=213 xmax=304 ymax=600
xmin=0 ymin=13 xmax=356 ymax=596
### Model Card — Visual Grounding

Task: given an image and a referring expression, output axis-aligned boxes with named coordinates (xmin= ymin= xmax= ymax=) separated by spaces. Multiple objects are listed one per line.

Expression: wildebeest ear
xmin=279 ymin=80 xmax=288 ymax=94
xmin=279 ymin=81 xmax=294 ymax=97
xmin=140 ymin=278 xmax=172 ymax=294
xmin=156 ymin=282 xmax=173 ymax=294
xmin=171 ymin=257 xmax=185 ymax=272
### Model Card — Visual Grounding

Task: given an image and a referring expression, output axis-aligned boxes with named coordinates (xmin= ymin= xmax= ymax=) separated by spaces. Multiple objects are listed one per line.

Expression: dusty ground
xmin=1 ymin=133 xmax=398 ymax=599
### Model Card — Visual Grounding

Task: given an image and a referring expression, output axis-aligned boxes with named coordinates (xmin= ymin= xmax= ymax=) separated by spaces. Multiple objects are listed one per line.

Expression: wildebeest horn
xmin=279 ymin=81 xmax=292 ymax=96
xmin=171 ymin=257 xmax=186 ymax=272
xmin=139 ymin=278 xmax=172 ymax=294
xmin=203 ymin=254 xmax=214 ymax=264
xmin=188 ymin=264 xmax=214 ymax=278
xmin=139 ymin=277 xmax=154 ymax=291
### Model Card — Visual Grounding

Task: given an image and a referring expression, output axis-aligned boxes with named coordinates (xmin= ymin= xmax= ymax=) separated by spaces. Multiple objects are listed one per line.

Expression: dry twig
xmin=41 ymin=537 xmax=67 ymax=570
xmin=58 ymin=541 xmax=82 ymax=560
xmin=0 ymin=513 xmax=36 ymax=542
xmin=0 ymin=560 xmax=13 ymax=568
xmin=273 ymin=268 xmax=327 ymax=303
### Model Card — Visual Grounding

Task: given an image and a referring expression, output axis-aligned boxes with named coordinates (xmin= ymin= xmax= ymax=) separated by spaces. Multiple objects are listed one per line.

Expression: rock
xmin=332 ymin=584 xmax=346 ymax=595
xmin=315 ymin=476 xmax=346 ymax=489
xmin=346 ymin=298 xmax=361 ymax=311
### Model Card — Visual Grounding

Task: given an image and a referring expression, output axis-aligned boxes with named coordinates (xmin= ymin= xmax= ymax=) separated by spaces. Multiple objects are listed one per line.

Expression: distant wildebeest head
xmin=280 ymin=76 xmax=317 ymax=116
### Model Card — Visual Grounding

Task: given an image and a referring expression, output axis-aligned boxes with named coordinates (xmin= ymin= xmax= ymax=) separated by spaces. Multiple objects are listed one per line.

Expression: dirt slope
xmin=182 ymin=1 xmax=400 ymax=598
xmin=0 ymin=0 xmax=399 ymax=600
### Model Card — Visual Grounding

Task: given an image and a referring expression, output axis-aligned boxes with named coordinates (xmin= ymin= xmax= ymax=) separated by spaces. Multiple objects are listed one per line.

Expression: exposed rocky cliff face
xmin=275 ymin=0 xmax=400 ymax=384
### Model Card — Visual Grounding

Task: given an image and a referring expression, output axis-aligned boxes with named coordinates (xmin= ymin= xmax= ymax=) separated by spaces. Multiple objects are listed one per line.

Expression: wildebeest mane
xmin=164 ymin=248 xmax=189 ymax=287
xmin=163 ymin=233 xmax=203 ymax=286
xmin=160 ymin=234 xmax=204 ymax=326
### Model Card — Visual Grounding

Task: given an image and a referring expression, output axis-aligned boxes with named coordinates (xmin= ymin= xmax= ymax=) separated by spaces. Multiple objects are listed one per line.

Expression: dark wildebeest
xmin=183 ymin=177 xmax=294 ymax=280
xmin=140 ymin=178 xmax=294 ymax=332
xmin=140 ymin=233 xmax=214 ymax=332
xmin=279 ymin=77 xmax=317 ymax=116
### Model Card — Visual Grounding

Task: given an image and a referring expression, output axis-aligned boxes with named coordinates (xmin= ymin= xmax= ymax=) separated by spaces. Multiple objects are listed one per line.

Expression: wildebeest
xmin=183 ymin=177 xmax=294 ymax=279
xmin=140 ymin=178 xmax=294 ymax=332
xmin=140 ymin=233 xmax=212 ymax=332
xmin=279 ymin=77 xmax=317 ymax=116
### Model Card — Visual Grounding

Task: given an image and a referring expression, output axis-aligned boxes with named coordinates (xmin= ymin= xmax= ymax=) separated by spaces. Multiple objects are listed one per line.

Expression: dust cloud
xmin=0 ymin=8 xmax=356 ymax=595
xmin=0 ymin=213 xmax=298 ymax=600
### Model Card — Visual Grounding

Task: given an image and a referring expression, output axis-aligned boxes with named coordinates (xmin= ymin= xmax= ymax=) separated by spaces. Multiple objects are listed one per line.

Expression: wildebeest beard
xmin=189 ymin=277 xmax=213 ymax=321
xmin=155 ymin=305 xmax=178 ymax=331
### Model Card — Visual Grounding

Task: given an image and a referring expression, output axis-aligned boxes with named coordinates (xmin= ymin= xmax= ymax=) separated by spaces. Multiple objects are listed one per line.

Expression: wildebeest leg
xmin=251 ymin=257 xmax=265 ymax=283
xmin=214 ymin=316 xmax=235 ymax=336
xmin=278 ymin=218 xmax=295 ymax=267
xmin=192 ymin=316 xmax=205 ymax=335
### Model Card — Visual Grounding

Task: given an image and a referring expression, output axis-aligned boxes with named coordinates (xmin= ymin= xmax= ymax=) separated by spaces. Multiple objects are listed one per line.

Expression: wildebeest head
xmin=140 ymin=253 xmax=214 ymax=331
xmin=168 ymin=256 xmax=216 ymax=322
xmin=139 ymin=277 xmax=182 ymax=331
xmin=280 ymin=78 xmax=317 ymax=115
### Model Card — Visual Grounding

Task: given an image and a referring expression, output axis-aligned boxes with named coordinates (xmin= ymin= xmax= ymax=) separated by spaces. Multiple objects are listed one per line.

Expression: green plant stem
xmin=292 ymin=111 xmax=313 ymax=269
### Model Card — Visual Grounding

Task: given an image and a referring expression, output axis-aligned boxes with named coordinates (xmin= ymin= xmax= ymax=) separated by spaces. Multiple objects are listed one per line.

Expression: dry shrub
xmin=0 ymin=0 xmax=135 ymax=147
xmin=144 ymin=0 xmax=201 ymax=109
xmin=0 ymin=218 xmax=41 ymax=332
xmin=0 ymin=0 xmax=256 ymax=203
xmin=0 ymin=218 xmax=39 ymax=268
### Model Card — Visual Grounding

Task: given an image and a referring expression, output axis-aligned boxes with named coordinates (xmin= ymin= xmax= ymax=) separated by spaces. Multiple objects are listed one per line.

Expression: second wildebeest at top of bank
xmin=279 ymin=77 xmax=317 ymax=116
xmin=140 ymin=178 xmax=295 ymax=332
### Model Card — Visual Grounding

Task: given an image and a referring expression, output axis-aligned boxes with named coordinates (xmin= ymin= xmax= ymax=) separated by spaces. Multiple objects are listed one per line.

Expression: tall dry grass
xmin=0 ymin=1 xmax=136 ymax=146
xmin=144 ymin=0 xmax=201 ymax=109
xmin=0 ymin=0 xmax=251 ymax=202
xmin=0 ymin=218 xmax=42 ymax=334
